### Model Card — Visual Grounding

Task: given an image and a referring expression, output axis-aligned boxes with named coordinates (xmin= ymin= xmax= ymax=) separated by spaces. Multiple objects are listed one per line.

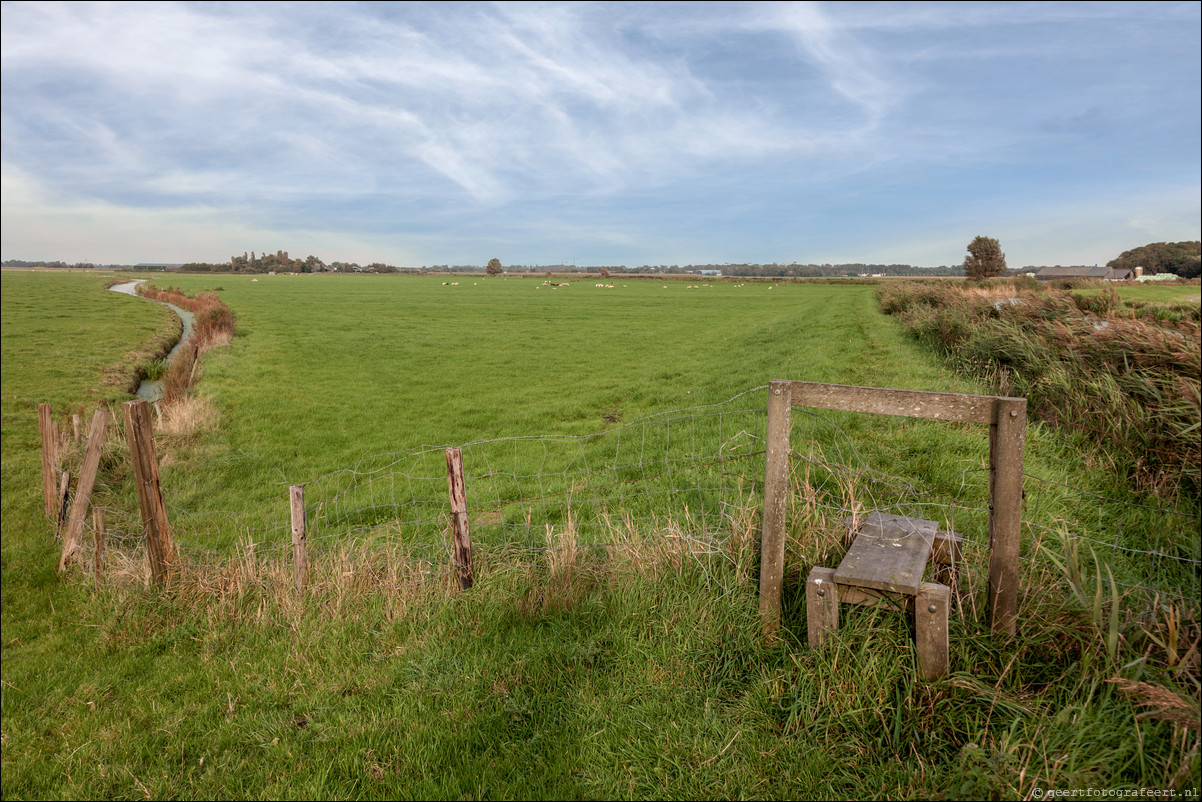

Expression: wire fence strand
xmin=56 ymin=389 xmax=1199 ymax=614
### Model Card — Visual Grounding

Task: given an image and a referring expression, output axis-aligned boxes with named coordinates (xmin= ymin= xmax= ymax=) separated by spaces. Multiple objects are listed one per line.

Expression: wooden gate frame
xmin=759 ymin=380 xmax=1026 ymax=636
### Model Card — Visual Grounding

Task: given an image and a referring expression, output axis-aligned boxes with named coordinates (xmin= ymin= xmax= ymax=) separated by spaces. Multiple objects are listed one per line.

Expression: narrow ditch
xmin=109 ymin=280 xmax=196 ymax=402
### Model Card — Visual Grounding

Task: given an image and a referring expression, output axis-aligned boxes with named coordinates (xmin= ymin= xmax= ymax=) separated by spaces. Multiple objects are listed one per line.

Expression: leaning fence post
xmin=445 ymin=447 xmax=474 ymax=590
xmin=39 ymin=404 xmax=57 ymax=515
xmin=760 ymin=380 xmax=792 ymax=636
xmin=58 ymin=408 xmax=111 ymax=573
xmin=290 ymin=485 xmax=307 ymax=592
xmin=988 ymin=397 xmax=1026 ymax=635
xmin=123 ymin=399 xmax=176 ymax=585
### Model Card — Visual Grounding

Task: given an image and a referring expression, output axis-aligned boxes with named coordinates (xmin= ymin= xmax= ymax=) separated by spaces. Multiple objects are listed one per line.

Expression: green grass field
xmin=2 ymin=270 xmax=1197 ymax=799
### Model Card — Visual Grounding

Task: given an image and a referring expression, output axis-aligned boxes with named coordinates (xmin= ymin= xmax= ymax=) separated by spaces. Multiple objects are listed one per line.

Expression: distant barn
xmin=1033 ymin=265 xmax=1139 ymax=281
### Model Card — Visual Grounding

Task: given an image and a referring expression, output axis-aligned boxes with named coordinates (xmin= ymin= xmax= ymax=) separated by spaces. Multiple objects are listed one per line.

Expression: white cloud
xmin=1 ymin=2 xmax=1197 ymax=265
xmin=0 ymin=166 xmax=417 ymax=265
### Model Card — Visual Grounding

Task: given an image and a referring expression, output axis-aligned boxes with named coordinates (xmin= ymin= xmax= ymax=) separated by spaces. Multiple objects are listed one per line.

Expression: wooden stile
xmin=123 ymin=400 xmax=176 ymax=585
xmin=58 ymin=408 xmax=112 ymax=573
xmin=445 ymin=447 xmax=474 ymax=590
xmin=39 ymin=404 xmax=57 ymax=515
xmin=290 ymin=485 xmax=307 ymax=592
xmin=833 ymin=513 xmax=936 ymax=596
xmin=759 ymin=380 xmax=1026 ymax=638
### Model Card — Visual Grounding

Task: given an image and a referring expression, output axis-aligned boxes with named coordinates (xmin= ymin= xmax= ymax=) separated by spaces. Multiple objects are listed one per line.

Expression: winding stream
xmin=110 ymin=280 xmax=196 ymax=402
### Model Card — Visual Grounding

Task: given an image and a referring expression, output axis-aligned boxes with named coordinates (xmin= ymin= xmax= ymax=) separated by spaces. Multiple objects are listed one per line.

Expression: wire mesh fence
xmin=54 ymin=387 xmax=1200 ymax=617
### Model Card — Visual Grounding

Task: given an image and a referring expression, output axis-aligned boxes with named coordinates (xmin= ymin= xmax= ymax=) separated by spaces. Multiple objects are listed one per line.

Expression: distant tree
xmin=599 ymin=267 xmax=610 ymax=278
xmin=486 ymin=257 xmax=503 ymax=276
xmin=963 ymin=236 xmax=1007 ymax=280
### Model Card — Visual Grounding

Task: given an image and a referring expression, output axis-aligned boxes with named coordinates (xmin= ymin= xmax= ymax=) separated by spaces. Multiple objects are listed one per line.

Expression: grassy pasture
xmin=148 ymin=273 xmax=983 ymax=502
xmin=2 ymin=270 xmax=1198 ymax=799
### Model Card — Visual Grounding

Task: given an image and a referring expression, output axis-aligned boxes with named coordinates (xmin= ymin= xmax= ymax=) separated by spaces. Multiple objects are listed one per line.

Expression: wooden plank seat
xmin=806 ymin=512 xmax=956 ymax=680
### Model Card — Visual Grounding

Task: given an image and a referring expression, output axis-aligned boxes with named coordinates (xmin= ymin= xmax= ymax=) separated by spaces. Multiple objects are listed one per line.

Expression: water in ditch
xmin=109 ymin=280 xmax=197 ymax=402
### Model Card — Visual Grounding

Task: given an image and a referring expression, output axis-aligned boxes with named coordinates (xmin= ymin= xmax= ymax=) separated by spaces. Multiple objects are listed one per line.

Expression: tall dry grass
xmin=878 ymin=280 xmax=1201 ymax=498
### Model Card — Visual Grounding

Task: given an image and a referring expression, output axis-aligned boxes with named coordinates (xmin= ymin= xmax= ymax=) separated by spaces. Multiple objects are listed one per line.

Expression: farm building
xmin=1033 ymin=265 xmax=1140 ymax=281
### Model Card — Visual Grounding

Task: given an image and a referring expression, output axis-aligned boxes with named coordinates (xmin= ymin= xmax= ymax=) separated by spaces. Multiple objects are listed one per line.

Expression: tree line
xmin=5 ymin=241 xmax=1198 ymax=278
xmin=1106 ymin=241 xmax=1200 ymax=279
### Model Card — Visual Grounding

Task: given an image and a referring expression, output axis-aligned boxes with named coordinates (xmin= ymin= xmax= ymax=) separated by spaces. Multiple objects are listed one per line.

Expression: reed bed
xmin=878 ymin=280 xmax=1201 ymax=499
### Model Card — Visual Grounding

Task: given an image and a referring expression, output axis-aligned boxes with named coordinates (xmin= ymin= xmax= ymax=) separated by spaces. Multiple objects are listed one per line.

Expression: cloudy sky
xmin=2 ymin=1 xmax=1199 ymax=268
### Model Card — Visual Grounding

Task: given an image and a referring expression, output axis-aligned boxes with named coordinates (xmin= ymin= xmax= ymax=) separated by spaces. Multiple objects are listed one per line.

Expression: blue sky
xmin=2 ymin=1 xmax=1199 ymax=267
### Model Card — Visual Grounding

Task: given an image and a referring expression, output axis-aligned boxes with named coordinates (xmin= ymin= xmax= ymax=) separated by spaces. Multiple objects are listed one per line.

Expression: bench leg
xmin=806 ymin=567 xmax=840 ymax=648
xmin=915 ymin=582 xmax=950 ymax=680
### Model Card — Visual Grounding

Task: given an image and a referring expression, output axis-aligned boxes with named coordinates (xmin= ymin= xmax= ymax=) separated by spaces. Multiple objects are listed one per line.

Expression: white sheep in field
xmin=442 ymin=282 xmax=448 ymax=285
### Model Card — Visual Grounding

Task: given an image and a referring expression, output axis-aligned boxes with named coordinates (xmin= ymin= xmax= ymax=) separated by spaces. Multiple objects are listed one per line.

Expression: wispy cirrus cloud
xmin=1 ymin=1 xmax=1197 ymax=266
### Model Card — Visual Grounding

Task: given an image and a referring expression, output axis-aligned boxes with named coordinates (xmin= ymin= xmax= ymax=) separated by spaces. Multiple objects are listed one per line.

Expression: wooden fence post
xmin=445 ymin=447 xmax=474 ymax=590
xmin=290 ymin=485 xmax=307 ymax=592
xmin=58 ymin=408 xmax=111 ymax=573
xmin=989 ymin=397 xmax=1026 ymax=635
xmin=759 ymin=380 xmax=792 ymax=636
xmin=123 ymin=400 xmax=176 ymax=585
xmin=39 ymin=404 xmax=57 ymax=515
xmin=72 ymin=413 xmax=83 ymax=445
xmin=56 ymin=471 xmax=71 ymax=533
xmin=93 ymin=508 xmax=106 ymax=589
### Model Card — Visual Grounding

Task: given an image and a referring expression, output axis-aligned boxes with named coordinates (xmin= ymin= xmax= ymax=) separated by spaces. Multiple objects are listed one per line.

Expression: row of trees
xmin=178 ymin=252 xmax=408 ymax=274
xmin=1107 ymin=241 xmax=1201 ymax=279
xmin=8 ymin=241 xmax=1199 ymax=280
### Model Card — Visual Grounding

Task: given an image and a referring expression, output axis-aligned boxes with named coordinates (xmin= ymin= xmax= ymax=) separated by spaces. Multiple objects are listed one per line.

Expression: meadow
xmin=1 ymin=269 xmax=1197 ymax=799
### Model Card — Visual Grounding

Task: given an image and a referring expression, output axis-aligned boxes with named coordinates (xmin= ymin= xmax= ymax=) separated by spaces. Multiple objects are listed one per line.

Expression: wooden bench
xmin=805 ymin=512 xmax=961 ymax=681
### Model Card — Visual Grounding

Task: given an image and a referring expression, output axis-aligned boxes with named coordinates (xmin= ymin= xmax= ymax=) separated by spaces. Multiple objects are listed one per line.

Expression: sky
xmin=1 ymin=1 xmax=1199 ymax=268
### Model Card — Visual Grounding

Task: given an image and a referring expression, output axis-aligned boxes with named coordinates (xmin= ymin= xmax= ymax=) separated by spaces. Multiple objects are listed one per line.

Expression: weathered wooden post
xmin=290 ymin=485 xmax=307 ymax=592
xmin=988 ymin=397 xmax=1026 ymax=636
xmin=56 ymin=471 xmax=71 ymax=533
xmin=124 ymin=400 xmax=176 ymax=585
xmin=39 ymin=404 xmax=57 ymax=515
xmin=58 ymin=408 xmax=111 ymax=573
xmin=93 ymin=507 xmax=106 ymax=589
xmin=759 ymin=380 xmax=792 ymax=635
xmin=72 ymin=413 xmax=83 ymax=445
xmin=445 ymin=447 xmax=474 ymax=590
